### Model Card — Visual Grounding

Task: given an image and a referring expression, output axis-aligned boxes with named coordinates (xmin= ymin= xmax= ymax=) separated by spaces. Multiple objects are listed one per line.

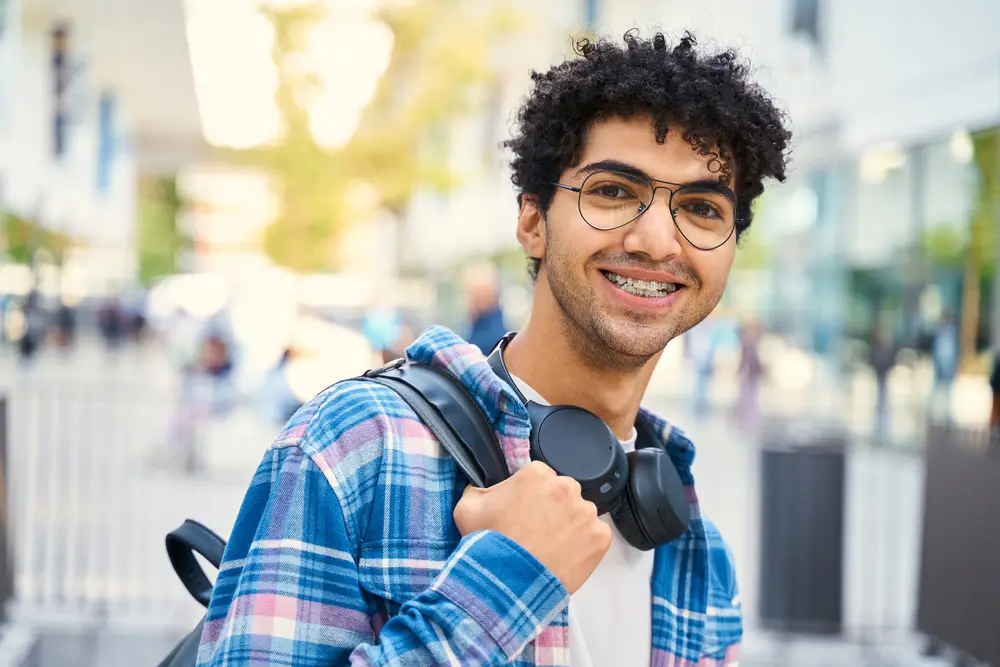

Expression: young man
xmin=197 ymin=31 xmax=790 ymax=667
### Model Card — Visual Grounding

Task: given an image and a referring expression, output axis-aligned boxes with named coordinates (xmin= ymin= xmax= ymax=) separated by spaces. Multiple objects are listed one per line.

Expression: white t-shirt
xmin=510 ymin=375 xmax=654 ymax=667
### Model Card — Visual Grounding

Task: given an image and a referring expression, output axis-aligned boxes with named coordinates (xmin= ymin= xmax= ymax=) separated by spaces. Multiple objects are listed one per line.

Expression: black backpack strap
xmin=360 ymin=361 xmax=509 ymax=488
xmin=165 ymin=519 xmax=227 ymax=608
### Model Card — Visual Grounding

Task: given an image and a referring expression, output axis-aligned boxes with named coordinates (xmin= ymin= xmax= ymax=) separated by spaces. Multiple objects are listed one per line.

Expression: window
xmin=583 ymin=0 xmax=598 ymax=30
xmin=790 ymin=0 xmax=821 ymax=46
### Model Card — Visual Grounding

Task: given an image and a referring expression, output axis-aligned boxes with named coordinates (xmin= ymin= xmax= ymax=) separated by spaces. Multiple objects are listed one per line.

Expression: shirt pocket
xmin=356 ymin=537 xmax=457 ymax=611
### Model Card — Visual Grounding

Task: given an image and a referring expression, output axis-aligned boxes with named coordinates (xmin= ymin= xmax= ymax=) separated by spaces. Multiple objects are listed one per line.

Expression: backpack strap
xmin=359 ymin=359 xmax=509 ymax=488
xmin=165 ymin=519 xmax=227 ymax=608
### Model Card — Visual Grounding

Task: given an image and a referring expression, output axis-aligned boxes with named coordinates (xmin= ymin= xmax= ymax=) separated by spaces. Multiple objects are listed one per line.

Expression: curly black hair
xmin=505 ymin=30 xmax=792 ymax=280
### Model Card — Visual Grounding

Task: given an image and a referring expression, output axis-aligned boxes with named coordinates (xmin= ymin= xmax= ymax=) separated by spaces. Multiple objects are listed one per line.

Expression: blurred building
xmin=689 ymin=0 xmax=1000 ymax=360
xmin=399 ymin=0 xmax=1000 ymax=354
xmin=0 ymin=0 xmax=204 ymax=298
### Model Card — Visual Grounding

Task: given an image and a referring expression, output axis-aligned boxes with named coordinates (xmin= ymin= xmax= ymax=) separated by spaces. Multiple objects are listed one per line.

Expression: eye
xmin=683 ymin=200 xmax=723 ymax=219
xmin=592 ymin=184 xmax=635 ymax=200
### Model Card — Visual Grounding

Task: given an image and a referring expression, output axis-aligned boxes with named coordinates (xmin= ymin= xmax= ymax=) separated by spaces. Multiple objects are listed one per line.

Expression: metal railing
xmin=0 ymin=375 xmax=261 ymax=631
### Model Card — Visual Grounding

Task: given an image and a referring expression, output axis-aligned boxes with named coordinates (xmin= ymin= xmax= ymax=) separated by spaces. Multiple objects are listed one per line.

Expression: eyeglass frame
xmin=547 ymin=168 xmax=740 ymax=251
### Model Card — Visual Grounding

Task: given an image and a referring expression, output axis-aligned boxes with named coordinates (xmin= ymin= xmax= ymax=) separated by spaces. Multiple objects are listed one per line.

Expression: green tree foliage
xmin=137 ymin=174 xmax=186 ymax=287
xmin=969 ymin=129 xmax=998 ymax=274
xmin=234 ymin=0 xmax=518 ymax=273
xmin=1 ymin=211 xmax=72 ymax=265
xmin=956 ymin=128 xmax=999 ymax=362
xmin=919 ymin=129 xmax=999 ymax=363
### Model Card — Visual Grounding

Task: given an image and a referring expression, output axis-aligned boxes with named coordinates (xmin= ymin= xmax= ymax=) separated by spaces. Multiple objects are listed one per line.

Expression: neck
xmin=502 ymin=291 xmax=661 ymax=440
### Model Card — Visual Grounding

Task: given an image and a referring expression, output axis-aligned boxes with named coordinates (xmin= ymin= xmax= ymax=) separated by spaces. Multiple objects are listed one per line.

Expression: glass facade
xmin=742 ymin=126 xmax=991 ymax=359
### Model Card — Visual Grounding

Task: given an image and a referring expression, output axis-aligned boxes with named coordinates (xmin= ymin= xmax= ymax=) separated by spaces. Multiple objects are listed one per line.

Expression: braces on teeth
xmin=603 ymin=271 xmax=679 ymax=297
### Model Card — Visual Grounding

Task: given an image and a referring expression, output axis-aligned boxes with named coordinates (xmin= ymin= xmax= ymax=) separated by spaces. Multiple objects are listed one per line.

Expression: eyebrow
xmin=575 ymin=159 xmax=737 ymax=201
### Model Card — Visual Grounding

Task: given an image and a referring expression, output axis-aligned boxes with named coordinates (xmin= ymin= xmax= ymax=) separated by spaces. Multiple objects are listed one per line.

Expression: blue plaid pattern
xmin=197 ymin=325 xmax=741 ymax=666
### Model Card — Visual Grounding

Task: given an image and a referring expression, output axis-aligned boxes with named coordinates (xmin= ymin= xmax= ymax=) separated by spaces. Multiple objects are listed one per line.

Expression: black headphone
xmin=485 ymin=333 xmax=689 ymax=551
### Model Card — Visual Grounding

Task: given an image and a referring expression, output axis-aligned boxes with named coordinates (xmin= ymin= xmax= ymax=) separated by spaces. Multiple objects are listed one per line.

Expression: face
xmin=517 ymin=115 xmax=738 ymax=371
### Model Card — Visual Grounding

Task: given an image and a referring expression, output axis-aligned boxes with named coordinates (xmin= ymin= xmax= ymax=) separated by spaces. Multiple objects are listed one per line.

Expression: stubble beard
xmin=542 ymin=240 xmax=725 ymax=375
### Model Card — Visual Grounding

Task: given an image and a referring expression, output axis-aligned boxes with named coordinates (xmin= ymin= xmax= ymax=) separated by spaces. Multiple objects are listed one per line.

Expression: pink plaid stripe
xmin=652 ymin=642 xmax=741 ymax=666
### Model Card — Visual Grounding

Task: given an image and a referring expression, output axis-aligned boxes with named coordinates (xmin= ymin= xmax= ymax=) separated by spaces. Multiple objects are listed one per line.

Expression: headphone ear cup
xmin=623 ymin=448 xmax=690 ymax=548
xmin=609 ymin=483 xmax=656 ymax=551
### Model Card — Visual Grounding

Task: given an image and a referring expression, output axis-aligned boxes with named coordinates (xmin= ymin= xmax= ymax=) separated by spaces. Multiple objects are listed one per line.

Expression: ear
xmin=516 ymin=195 xmax=546 ymax=263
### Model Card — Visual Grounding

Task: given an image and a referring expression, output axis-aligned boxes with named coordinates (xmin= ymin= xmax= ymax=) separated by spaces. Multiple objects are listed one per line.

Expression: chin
xmin=587 ymin=315 xmax=675 ymax=364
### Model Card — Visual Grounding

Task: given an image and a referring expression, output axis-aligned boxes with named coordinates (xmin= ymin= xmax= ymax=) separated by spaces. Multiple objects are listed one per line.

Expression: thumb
xmin=460 ymin=484 xmax=490 ymax=499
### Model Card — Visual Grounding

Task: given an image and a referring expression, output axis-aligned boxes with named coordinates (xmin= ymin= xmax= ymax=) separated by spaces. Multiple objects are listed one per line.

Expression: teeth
xmin=603 ymin=271 xmax=679 ymax=297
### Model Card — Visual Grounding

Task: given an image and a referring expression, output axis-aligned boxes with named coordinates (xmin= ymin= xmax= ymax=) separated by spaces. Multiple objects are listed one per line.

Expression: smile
xmin=600 ymin=270 xmax=682 ymax=298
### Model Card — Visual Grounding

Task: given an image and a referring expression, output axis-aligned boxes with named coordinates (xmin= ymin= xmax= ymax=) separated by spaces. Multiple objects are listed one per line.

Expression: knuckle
xmin=527 ymin=461 xmax=554 ymax=478
xmin=548 ymin=478 xmax=569 ymax=498
xmin=557 ymin=476 xmax=582 ymax=497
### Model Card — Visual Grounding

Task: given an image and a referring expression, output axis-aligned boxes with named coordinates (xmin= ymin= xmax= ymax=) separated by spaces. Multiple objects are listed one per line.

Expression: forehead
xmin=573 ymin=115 xmax=725 ymax=184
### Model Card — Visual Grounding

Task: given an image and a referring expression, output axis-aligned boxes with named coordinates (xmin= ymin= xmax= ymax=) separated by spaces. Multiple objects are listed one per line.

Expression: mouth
xmin=599 ymin=270 xmax=684 ymax=299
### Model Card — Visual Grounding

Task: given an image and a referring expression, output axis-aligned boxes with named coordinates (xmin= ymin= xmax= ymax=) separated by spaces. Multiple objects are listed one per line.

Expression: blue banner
xmin=97 ymin=91 xmax=116 ymax=193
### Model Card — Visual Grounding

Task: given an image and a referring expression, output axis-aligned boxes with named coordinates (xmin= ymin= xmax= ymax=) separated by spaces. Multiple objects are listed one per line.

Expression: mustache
xmin=590 ymin=253 xmax=701 ymax=287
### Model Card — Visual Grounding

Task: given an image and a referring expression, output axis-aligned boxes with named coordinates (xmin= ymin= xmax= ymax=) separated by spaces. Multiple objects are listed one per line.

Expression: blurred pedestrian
xmin=734 ymin=320 xmax=765 ymax=429
xmin=463 ymin=263 xmax=508 ymax=355
xmin=386 ymin=320 xmax=415 ymax=360
xmin=362 ymin=305 xmax=403 ymax=364
xmin=0 ymin=293 xmax=9 ymax=345
xmin=930 ymin=311 xmax=958 ymax=419
xmin=869 ymin=321 xmax=896 ymax=441
xmin=97 ymin=297 xmax=123 ymax=351
xmin=17 ymin=291 xmax=44 ymax=362
xmin=53 ymin=300 xmax=76 ymax=352
xmin=685 ymin=317 xmax=719 ymax=418
xmin=259 ymin=347 xmax=305 ymax=425
xmin=164 ymin=332 xmax=237 ymax=473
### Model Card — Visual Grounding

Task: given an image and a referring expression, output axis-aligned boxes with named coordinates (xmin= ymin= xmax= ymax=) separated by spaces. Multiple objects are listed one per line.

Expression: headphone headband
xmin=486 ymin=332 xmax=528 ymax=405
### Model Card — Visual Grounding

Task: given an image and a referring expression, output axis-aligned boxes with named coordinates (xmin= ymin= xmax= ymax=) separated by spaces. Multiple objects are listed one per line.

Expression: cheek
xmin=691 ymin=247 xmax=736 ymax=291
xmin=548 ymin=206 xmax=606 ymax=263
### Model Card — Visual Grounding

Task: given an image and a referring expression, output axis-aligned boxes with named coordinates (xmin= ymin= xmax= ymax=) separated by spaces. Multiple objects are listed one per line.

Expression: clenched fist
xmin=453 ymin=461 xmax=612 ymax=594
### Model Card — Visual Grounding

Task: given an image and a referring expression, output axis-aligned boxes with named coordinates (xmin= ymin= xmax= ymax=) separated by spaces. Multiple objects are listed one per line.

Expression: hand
xmin=453 ymin=461 xmax=612 ymax=594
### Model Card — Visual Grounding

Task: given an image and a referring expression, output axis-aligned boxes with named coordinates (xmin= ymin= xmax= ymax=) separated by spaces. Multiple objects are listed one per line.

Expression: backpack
xmin=158 ymin=358 xmax=504 ymax=667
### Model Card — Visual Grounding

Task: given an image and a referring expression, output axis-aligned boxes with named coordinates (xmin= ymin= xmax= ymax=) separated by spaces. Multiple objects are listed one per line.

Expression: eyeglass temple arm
xmin=549 ymin=182 xmax=582 ymax=193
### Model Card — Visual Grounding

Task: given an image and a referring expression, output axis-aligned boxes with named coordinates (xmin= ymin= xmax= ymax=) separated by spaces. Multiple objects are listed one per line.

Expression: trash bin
xmin=917 ymin=424 xmax=1000 ymax=666
xmin=758 ymin=421 xmax=846 ymax=635
xmin=0 ymin=395 xmax=12 ymax=619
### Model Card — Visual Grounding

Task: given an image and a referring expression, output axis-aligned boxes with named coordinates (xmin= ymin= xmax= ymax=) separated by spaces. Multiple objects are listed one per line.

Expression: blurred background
xmin=0 ymin=0 xmax=999 ymax=665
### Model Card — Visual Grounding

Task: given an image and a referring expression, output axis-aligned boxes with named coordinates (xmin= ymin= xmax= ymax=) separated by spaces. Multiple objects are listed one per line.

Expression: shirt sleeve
xmin=700 ymin=519 xmax=743 ymax=664
xmin=195 ymin=444 xmax=568 ymax=667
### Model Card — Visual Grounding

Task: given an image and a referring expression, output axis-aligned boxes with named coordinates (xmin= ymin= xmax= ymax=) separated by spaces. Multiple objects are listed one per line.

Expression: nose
xmin=622 ymin=187 xmax=683 ymax=261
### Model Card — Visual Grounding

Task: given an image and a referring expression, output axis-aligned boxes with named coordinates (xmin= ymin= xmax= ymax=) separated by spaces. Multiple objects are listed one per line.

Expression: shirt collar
xmin=405 ymin=325 xmax=528 ymax=428
xmin=405 ymin=325 xmax=696 ymax=486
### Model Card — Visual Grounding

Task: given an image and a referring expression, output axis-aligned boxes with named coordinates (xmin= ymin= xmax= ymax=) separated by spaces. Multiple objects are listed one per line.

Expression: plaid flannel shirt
xmin=197 ymin=326 xmax=742 ymax=666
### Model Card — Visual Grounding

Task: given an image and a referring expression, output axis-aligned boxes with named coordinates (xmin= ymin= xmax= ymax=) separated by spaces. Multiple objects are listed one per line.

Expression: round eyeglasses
xmin=550 ymin=170 xmax=738 ymax=251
